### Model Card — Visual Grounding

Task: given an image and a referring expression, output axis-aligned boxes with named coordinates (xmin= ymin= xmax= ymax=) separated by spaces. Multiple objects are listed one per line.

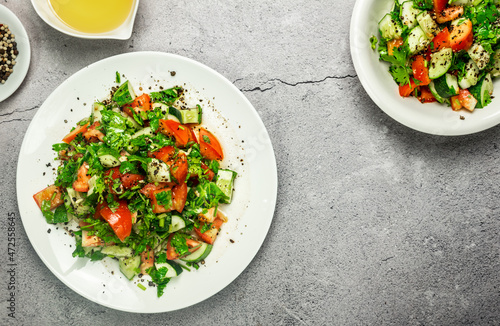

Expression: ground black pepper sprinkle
xmin=0 ymin=24 xmax=18 ymax=84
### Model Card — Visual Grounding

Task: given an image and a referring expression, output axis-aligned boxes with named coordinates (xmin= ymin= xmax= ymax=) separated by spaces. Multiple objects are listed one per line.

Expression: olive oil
xmin=49 ymin=0 xmax=134 ymax=34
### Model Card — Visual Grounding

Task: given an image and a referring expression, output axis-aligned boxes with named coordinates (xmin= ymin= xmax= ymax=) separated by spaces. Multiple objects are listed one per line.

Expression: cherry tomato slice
xmin=98 ymin=200 xmax=132 ymax=242
xmin=199 ymin=127 xmax=224 ymax=161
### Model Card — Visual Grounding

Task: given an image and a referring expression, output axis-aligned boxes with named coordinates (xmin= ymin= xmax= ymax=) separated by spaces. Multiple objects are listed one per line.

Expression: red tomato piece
xmin=151 ymin=188 xmax=173 ymax=213
xmin=387 ymin=39 xmax=404 ymax=56
xmin=148 ymin=146 xmax=176 ymax=163
xmin=166 ymin=235 xmax=201 ymax=260
xmin=450 ymin=95 xmax=462 ymax=111
xmin=399 ymin=79 xmax=418 ymax=97
xmin=121 ymin=173 xmax=145 ymax=189
xmin=431 ymin=28 xmax=451 ymax=52
xmin=458 ymin=89 xmax=477 ymax=111
xmin=123 ymin=93 xmax=151 ymax=116
xmin=104 ymin=166 xmax=122 ymax=194
xmin=172 ymin=182 xmax=188 ymax=213
xmin=83 ymin=121 xmax=105 ymax=143
xmin=435 ymin=6 xmax=463 ymax=24
xmin=98 ymin=200 xmax=132 ymax=242
xmin=62 ymin=122 xmax=89 ymax=144
xmin=199 ymin=127 xmax=224 ymax=161
xmin=201 ymin=162 xmax=215 ymax=181
xmin=73 ymin=162 xmax=91 ymax=192
xmin=417 ymin=86 xmax=437 ymax=103
xmin=33 ymin=184 xmax=64 ymax=210
xmin=171 ymin=152 xmax=188 ymax=184
xmin=194 ymin=218 xmax=224 ymax=245
xmin=450 ymin=20 xmax=473 ymax=52
xmin=412 ymin=55 xmax=431 ymax=86
xmin=433 ymin=0 xmax=448 ymax=12
xmin=158 ymin=119 xmax=196 ymax=147
xmin=80 ymin=221 xmax=105 ymax=247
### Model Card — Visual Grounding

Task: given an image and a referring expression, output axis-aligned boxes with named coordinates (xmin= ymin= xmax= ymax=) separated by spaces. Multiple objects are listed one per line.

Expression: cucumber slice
xmin=458 ymin=59 xmax=480 ymax=89
xmin=66 ymin=187 xmax=90 ymax=216
xmin=169 ymin=215 xmax=186 ymax=233
xmin=113 ymin=80 xmax=137 ymax=106
xmin=428 ymin=81 xmax=445 ymax=103
xmin=99 ymin=154 xmax=121 ymax=168
xmin=406 ymin=26 xmax=429 ymax=55
xmin=155 ymin=261 xmax=183 ymax=278
xmin=378 ymin=13 xmax=403 ymax=40
xmin=147 ymin=158 xmax=171 ymax=183
xmin=467 ymin=43 xmax=490 ymax=71
xmin=216 ymin=169 xmax=237 ymax=204
xmin=433 ymin=73 xmax=459 ymax=98
xmin=400 ymin=1 xmax=422 ymax=29
xmin=101 ymin=246 xmax=134 ymax=257
xmin=131 ymin=127 xmax=154 ymax=139
xmin=92 ymin=102 xmax=106 ymax=122
xmin=169 ymin=105 xmax=202 ymax=124
xmin=417 ymin=11 xmax=439 ymax=37
xmin=469 ymin=73 xmax=493 ymax=108
xmin=180 ymin=242 xmax=213 ymax=263
xmin=119 ymin=256 xmax=141 ymax=280
xmin=429 ymin=48 xmax=453 ymax=79
xmin=490 ymin=49 xmax=500 ymax=77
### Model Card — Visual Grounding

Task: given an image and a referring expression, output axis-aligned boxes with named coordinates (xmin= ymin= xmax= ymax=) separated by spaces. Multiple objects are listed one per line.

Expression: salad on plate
xmin=373 ymin=0 xmax=500 ymax=111
xmin=32 ymin=79 xmax=237 ymax=297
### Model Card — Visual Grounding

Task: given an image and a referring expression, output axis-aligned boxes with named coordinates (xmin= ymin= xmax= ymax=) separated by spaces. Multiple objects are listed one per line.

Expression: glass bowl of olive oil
xmin=31 ymin=0 xmax=139 ymax=39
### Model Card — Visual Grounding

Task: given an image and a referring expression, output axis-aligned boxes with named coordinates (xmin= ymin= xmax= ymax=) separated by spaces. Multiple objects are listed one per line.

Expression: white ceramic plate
xmin=16 ymin=52 xmax=277 ymax=313
xmin=0 ymin=4 xmax=30 ymax=102
xmin=350 ymin=0 xmax=500 ymax=136
xmin=30 ymin=0 xmax=139 ymax=40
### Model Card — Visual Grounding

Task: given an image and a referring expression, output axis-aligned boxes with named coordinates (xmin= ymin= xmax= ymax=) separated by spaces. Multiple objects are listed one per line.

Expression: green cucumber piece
xmin=169 ymin=215 xmax=186 ymax=233
xmin=467 ymin=43 xmax=490 ymax=71
xmin=469 ymin=73 xmax=493 ymax=108
xmin=428 ymin=81 xmax=445 ymax=103
xmin=429 ymin=47 xmax=453 ymax=79
xmin=155 ymin=261 xmax=183 ymax=278
xmin=378 ymin=14 xmax=403 ymax=40
xmin=216 ymin=169 xmax=237 ymax=204
xmin=101 ymin=246 xmax=134 ymax=258
xmin=92 ymin=102 xmax=106 ymax=122
xmin=400 ymin=1 xmax=422 ymax=29
xmin=433 ymin=73 xmax=459 ymax=98
xmin=169 ymin=105 xmax=202 ymax=124
xmin=406 ymin=26 xmax=429 ymax=55
xmin=113 ymin=80 xmax=137 ymax=106
xmin=458 ymin=59 xmax=480 ymax=89
xmin=119 ymin=256 xmax=141 ymax=280
xmin=417 ymin=11 xmax=439 ymax=37
xmin=147 ymin=158 xmax=171 ymax=183
xmin=180 ymin=242 xmax=213 ymax=263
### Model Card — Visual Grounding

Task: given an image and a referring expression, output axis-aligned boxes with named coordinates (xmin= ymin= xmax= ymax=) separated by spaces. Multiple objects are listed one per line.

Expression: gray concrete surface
xmin=1 ymin=0 xmax=499 ymax=325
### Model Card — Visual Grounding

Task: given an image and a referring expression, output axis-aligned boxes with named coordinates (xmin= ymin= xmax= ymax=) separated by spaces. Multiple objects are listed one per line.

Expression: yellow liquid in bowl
xmin=49 ymin=0 xmax=134 ymax=34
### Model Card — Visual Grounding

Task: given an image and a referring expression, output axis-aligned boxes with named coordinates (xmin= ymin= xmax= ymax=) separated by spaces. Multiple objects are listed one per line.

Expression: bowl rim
xmin=30 ymin=0 xmax=140 ymax=40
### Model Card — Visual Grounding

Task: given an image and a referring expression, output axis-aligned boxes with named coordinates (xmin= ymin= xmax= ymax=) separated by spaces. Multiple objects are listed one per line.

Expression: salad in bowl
xmin=373 ymin=0 xmax=500 ymax=111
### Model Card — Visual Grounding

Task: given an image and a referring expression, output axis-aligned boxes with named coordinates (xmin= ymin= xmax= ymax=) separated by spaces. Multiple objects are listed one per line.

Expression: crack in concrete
xmin=0 ymin=105 xmax=38 ymax=118
xmin=239 ymin=74 xmax=357 ymax=92
xmin=0 ymin=118 xmax=31 ymax=125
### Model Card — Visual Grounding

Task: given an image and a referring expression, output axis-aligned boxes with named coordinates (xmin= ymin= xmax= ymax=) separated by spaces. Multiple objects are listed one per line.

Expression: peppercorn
xmin=0 ymin=23 xmax=18 ymax=84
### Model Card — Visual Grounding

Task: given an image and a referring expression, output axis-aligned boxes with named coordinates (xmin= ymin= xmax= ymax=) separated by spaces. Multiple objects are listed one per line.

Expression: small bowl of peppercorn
xmin=0 ymin=5 xmax=30 ymax=102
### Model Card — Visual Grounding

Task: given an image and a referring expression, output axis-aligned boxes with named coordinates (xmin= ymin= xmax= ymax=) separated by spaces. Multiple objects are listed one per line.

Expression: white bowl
xmin=0 ymin=4 xmax=31 ymax=102
xmin=30 ymin=0 xmax=139 ymax=40
xmin=350 ymin=0 xmax=500 ymax=136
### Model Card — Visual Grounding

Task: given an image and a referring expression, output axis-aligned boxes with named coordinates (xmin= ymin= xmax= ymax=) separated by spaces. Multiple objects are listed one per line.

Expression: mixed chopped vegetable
xmin=33 ymin=79 xmax=237 ymax=297
xmin=374 ymin=0 xmax=500 ymax=111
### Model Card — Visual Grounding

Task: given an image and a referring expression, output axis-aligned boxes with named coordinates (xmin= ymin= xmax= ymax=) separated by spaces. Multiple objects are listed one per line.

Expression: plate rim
xmin=16 ymin=51 xmax=278 ymax=313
